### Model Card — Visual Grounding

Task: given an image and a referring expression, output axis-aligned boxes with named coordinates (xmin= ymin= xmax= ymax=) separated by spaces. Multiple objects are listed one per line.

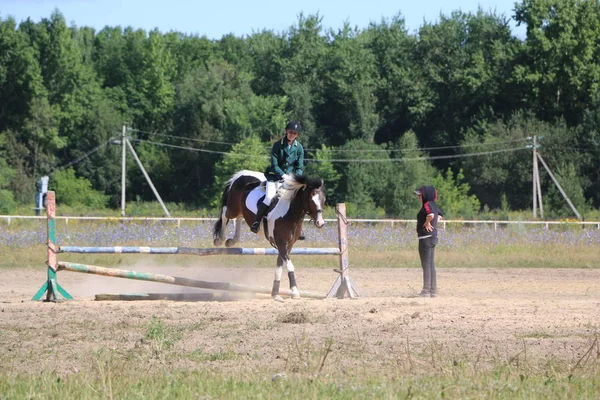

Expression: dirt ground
xmin=1 ymin=264 xmax=599 ymax=377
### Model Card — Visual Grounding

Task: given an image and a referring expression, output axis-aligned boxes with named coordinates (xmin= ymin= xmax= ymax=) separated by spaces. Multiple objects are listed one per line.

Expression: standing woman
xmin=414 ymin=186 xmax=443 ymax=297
xmin=250 ymin=121 xmax=305 ymax=233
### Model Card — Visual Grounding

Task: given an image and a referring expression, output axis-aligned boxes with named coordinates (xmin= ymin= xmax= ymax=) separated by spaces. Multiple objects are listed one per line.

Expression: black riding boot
xmin=250 ymin=202 xmax=268 ymax=233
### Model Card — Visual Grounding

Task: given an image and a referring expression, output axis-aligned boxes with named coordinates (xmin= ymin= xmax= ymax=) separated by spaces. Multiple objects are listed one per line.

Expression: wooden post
xmin=327 ymin=203 xmax=361 ymax=299
xmin=32 ymin=191 xmax=73 ymax=301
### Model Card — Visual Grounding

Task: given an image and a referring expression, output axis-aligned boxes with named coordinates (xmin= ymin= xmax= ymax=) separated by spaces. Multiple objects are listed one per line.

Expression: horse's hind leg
xmin=213 ymin=210 xmax=229 ymax=247
xmin=225 ymin=217 xmax=243 ymax=248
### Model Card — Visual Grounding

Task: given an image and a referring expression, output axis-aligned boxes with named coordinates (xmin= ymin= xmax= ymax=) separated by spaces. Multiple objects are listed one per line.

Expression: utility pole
xmin=529 ymin=135 xmax=544 ymax=219
xmin=117 ymin=124 xmax=170 ymax=218
xmin=532 ymin=135 xmax=544 ymax=218
xmin=121 ymin=124 xmax=127 ymax=217
xmin=532 ymin=135 xmax=537 ymax=218
xmin=125 ymin=139 xmax=171 ymax=217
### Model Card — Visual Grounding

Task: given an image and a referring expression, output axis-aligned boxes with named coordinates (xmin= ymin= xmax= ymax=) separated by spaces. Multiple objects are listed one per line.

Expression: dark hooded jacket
xmin=416 ymin=186 xmax=444 ymax=238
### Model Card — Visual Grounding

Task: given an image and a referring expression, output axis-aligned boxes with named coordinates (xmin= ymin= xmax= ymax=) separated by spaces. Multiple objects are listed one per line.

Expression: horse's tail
xmin=213 ymin=180 xmax=233 ymax=241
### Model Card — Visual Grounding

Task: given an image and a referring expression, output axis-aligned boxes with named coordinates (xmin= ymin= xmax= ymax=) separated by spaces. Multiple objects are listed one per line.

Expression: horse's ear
xmin=319 ymin=178 xmax=324 ymax=188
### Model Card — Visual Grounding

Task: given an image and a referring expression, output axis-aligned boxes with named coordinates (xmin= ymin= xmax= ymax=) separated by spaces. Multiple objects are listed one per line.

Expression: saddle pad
xmin=246 ymin=186 xmax=291 ymax=221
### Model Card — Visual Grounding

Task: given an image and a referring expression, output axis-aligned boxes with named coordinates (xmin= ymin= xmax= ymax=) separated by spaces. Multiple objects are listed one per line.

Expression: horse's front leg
xmin=272 ymin=250 xmax=300 ymax=301
xmin=225 ymin=217 xmax=243 ymax=248
xmin=271 ymin=254 xmax=285 ymax=302
xmin=286 ymin=255 xmax=300 ymax=299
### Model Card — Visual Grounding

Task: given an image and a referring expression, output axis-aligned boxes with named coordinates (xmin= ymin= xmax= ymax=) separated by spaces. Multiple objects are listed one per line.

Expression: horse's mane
xmin=278 ymin=174 xmax=323 ymax=200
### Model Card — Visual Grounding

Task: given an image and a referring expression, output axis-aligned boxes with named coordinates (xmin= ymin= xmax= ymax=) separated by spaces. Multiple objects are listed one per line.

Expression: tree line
xmin=1 ymin=0 xmax=600 ymax=219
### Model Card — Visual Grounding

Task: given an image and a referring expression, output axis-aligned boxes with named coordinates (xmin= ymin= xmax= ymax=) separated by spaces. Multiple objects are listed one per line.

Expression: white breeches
xmin=263 ymin=180 xmax=279 ymax=205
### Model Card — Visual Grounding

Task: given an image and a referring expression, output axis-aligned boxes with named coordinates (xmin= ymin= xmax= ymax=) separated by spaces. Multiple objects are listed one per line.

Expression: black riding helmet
xmin=285 ymin=121 xmax=303 ymax=134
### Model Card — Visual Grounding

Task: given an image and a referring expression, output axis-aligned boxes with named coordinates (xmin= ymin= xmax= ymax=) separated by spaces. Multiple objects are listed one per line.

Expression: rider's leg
xmin=251 ymin=180 xmax=276 ymax=233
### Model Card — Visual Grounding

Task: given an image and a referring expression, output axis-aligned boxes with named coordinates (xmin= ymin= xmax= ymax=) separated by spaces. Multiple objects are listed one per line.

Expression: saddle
xmin=245 ymin=184 xmax=293 ymax=243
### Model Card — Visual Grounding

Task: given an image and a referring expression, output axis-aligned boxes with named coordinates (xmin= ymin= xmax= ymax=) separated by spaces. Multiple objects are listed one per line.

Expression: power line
xmin=132 ymin=138 xmax=528 ymax=163
xmin=128 ymin=126 xmax=529 ymax=153
xmin=50 ymin=138 xmax=115 ymax=175
xmin=129 ymin=138 xmax=269 ymax=158
xmin=129 ymin=128 xmax=237 ymax=146
xmin=307 ymin=138 xmax=529 ymax=153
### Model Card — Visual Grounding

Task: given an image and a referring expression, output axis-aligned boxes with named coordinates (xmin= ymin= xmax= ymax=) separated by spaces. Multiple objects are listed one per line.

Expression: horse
xmin=213 ymin=170 xmax=326 ymax=302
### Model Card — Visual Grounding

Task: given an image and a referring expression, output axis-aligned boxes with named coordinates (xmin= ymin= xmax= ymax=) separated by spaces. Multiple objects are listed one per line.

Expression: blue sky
xmin=1 ymin=0 xmax=524 ymax=39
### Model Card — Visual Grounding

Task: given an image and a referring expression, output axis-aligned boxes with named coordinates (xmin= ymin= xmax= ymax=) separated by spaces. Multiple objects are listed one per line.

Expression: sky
xmin=0 ymin=0 xmax=525 ymax=39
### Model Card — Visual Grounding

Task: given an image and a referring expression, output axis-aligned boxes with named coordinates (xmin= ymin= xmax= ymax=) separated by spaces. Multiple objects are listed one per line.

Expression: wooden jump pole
xmin=57 ymin=261 xmax=327 ymax=299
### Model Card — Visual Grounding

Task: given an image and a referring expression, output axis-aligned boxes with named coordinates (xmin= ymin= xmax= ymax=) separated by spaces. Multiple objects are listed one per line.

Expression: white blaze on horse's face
xmin=311 ymin=193 xmax=325 ymax=228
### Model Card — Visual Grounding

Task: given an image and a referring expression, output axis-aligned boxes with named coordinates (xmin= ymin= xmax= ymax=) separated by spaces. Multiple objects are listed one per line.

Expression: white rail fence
xmin=1 ymin=215 xmax=599 ymax=230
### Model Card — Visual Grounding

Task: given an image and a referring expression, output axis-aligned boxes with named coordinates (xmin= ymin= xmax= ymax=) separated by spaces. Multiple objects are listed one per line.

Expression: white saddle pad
xmin=245 ymin=185 xmax=292 ymax=228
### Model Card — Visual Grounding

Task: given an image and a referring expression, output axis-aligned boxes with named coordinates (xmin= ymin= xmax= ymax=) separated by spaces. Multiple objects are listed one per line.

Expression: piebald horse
xmin=213 ymin=170 xmax=326 ymax=301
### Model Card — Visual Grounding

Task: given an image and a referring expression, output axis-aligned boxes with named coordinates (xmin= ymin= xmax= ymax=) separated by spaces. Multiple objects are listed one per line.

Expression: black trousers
xmin=418 ymin=236 xmax=437 ymax=293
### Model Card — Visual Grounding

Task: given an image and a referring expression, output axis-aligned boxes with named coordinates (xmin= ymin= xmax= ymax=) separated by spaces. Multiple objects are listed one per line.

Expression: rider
xmin=250 ymin=121 xmax=305 ymax=233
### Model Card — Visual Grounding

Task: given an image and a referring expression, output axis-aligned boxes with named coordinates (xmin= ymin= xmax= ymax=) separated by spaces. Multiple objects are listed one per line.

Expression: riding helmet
xmin=285 ymin=121 xmax=303 ymax=134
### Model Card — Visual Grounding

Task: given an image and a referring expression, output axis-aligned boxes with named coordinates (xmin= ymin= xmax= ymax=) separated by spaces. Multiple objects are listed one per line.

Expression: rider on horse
xmin=250 ymin=121 xmax=305 ymax=233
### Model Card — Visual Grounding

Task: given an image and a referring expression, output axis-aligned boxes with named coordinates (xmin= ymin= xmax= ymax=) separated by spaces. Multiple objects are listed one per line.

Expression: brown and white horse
xmin=213 ymin=170 xmax=326 ymax=301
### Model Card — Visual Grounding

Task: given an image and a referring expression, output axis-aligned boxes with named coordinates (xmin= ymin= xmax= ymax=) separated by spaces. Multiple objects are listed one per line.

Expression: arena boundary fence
xmin=33 ymin=191 xmax=361 ymax=302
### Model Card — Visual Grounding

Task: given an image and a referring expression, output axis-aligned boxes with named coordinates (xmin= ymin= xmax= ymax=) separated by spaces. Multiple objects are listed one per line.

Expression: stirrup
xmin=250 ymin=221 xmax=260 ymax=233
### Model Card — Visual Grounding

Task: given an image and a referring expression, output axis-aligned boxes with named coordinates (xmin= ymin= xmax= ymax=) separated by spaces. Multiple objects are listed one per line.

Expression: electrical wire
xmin=127 ymin=126 xmax=529 ymax=153
xmin=50 ymin=138 xmax=115 ymax=175
xmin=130 ymin=138 xmax=529 ymax=163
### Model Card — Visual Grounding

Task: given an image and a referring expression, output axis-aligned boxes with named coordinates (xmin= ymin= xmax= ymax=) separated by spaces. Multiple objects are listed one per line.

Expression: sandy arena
xmin=1 ymin=264 xmax=599 ymax=377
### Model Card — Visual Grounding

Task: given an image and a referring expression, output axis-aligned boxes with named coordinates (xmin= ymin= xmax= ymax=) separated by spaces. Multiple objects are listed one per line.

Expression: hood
xmin=415 ymin=186 xmax=438 ymax=204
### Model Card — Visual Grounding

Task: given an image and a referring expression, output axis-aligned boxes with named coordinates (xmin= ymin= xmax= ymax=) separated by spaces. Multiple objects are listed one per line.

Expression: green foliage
xmin=50 ymin=168 xmax=108 ymax=208
xmin=544 ymin=162 xmax=589 ymax=218
xmin=3 ymin=8 xmax=600 ymax=219
xmin=211 ymin=136 xmax=269 ymax=207
xmin=304 ymin=145 xmax=342 ymax=205
xmin=432 ymin=168 xmax=481 ymax=218
xmin=0 ymin=190 xmax=16 ymax=214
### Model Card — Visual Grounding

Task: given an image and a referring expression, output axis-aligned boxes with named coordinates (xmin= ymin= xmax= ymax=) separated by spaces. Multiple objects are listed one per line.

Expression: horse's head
xmin=281 ymin=174 xmax=326 ymax=228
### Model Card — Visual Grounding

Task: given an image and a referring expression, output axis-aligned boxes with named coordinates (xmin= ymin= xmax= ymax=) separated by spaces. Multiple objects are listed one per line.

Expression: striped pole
xmin=57 ymin=262 xmax=327 ymax=299
xmin=58 ymin=246 xmax=341 ymax=255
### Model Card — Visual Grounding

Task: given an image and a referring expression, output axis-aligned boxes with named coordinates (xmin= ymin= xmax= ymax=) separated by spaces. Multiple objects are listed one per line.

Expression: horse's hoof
xmin=213 ymin=239 xmax=223 ymax=247
xmin=290 ymin=287 xmax=301 ymax=300
xmin=273 ymin=295 xmax=284 ymax=303
xmin=225 ymin=239 xmax=236 ymax=248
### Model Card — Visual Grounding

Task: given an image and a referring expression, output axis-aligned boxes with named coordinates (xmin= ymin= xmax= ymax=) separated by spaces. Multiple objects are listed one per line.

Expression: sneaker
xmin=430 ymin=292 xmax=437 ymax=298
xmin=419 ymin=291 xmax=430 ymax=298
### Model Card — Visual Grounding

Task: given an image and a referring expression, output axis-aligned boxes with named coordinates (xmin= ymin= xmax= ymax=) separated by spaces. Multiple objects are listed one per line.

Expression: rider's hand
xmin=281 ymin=174 xmax=290 ymax=181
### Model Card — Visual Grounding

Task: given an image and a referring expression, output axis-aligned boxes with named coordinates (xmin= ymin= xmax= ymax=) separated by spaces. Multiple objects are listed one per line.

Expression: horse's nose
xmin=315 ymin=215 xmax=325 ymax=228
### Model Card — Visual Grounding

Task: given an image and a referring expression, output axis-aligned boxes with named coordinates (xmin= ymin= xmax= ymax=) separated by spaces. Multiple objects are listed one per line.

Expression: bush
xmin=50 ymin=168 xmax=108 ymax=208
xmin=0 ymin=189 xmax=16 ymax=214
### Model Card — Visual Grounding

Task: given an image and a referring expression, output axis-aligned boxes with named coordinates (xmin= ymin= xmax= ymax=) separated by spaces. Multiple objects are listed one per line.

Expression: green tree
xmin=432 ymin=168 xmax=481 ymax=218
xmin=319 ymin=24 xmax=379 ymax=146
xmin=514 ymin=0 xmax=600 ymax=125
xmin=304 ymin=145 xmax=342 ymax=205
xmin=544 ymin=162 xmax=589 ymax=218
xmin=50 ymin=168 xmax=108 ymax=207
xmin=211 ymin=136 xmax=269 ymax=207
xmin=0 ymin=132 xmax=17 ymax=213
